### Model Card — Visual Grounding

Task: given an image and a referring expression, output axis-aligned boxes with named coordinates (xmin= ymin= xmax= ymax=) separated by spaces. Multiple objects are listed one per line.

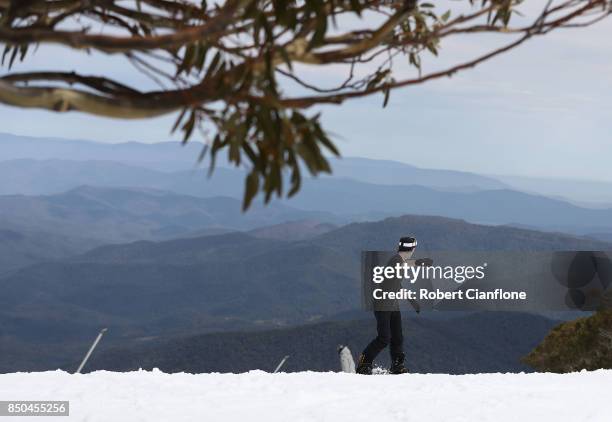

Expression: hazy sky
xmin=2 ymin=4 xmax=612 ymax=182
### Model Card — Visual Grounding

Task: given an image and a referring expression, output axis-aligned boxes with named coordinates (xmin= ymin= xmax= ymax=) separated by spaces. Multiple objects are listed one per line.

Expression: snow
xmin=0 ymin=369 xmax=610 ymax=421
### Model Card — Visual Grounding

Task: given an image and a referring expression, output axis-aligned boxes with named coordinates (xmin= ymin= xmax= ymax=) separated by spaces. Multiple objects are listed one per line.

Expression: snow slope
xmin=0 ymin=370 xmax=609 ymax=422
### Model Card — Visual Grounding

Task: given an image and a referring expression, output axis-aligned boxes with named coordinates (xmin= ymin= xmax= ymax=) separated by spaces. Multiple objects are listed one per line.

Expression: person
xmin=356 ymin=236 xmax=432 ymax=375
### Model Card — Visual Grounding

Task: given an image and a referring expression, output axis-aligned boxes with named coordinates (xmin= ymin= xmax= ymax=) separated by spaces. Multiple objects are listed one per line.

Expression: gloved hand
xmin=415 ymin=257 xmax=434 ymax=267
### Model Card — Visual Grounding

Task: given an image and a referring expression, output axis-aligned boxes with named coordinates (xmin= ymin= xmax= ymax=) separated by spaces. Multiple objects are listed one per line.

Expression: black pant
xmin=362 ymin=310 xmax=403 ymax=362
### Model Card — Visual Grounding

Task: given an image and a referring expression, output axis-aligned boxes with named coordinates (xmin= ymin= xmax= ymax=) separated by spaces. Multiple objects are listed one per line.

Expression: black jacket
xmin=376 ymin=253 xmax=420 ymax=313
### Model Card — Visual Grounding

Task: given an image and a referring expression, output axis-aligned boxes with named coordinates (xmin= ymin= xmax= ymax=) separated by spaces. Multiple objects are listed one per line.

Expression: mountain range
xmin=4 ymin=133 xmax=612 ymax=238
xmin=0 ymin=186 xmax=341 ymax=274
xmin=1 ymin=132 xmax=611 ymax=375
xmin=0 ymin=214 xmax=608 ymax=372
xmin=4 ymin=159 xmax=612 ymax=238
xmin=4 ymin=132 xmax=612 ymax=203
xmin=0 ymin=132 xmax=508 ymax=190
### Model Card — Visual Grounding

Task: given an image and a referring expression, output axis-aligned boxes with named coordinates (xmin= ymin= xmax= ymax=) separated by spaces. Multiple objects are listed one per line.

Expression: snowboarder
xmin=356 ymin=236 xmax=432 ymax=375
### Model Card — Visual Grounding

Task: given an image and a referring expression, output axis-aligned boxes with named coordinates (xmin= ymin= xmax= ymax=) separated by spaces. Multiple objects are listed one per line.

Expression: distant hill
xmin=0 ymin=214 xmax=607 ymax=346
xmin=75 ymin=312 xmax=559 ymax=374
xmin=287 ymin=180 xmax=612 ymax=233
xmin=0 ymin=158 xmax=246 ymax=197
xmin=496 ymin=174 xmax=612 ymax=205
xmin=584 ymin=232 xmax=612 ymax=243
xmin=0 ymin=158 xmax=510 ymax=216
xmin=248 ymin=220 xmax=337 ymax=240
xmin=313 ymin=214 xmax=612 ymax=253
xmin=4 ymin=159 xmax=612 ymax=235
xmin=324 ymin=156 xmax=507 ymax=190
xmin=0 ymin=185 xmax=341 ymax=274
xmin=0 ymin=133 xmax=204 ymax=171
xmin=0 ymin=132 xmax=509 ymax=190
xmin=0 ymin=228 xmax=97 ymax=276
xmin=0 ymin=186 xmax=338 ymax=246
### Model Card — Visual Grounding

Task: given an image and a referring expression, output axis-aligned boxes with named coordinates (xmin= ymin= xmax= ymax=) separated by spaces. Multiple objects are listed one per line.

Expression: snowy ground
xmin=0 ymin=370 xmax=609 ymax=422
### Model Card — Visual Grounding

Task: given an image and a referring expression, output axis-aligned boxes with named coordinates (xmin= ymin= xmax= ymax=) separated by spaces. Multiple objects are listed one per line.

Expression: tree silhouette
xmin=1 ymin=0 xmax=610 ymax=208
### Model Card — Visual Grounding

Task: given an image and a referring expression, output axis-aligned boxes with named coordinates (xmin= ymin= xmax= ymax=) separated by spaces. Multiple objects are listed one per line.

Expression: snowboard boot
xmin=356 ymin=354 xmax=372 ymax=375
xmin=390 ymin=353 xmax=409 ymax=374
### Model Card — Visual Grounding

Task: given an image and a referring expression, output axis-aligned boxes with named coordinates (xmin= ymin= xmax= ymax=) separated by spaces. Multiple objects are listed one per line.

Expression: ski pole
xmin=273 ymin=355 xmax=290 ymax=373
xmin=75 ymin=328 xmax=108 ymax=374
